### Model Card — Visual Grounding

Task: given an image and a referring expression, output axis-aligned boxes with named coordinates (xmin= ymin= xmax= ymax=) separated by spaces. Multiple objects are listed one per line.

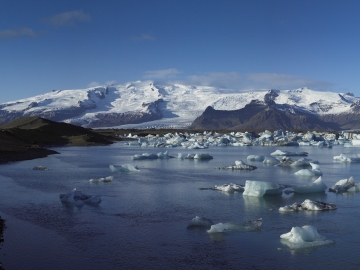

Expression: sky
xmin=2 ymin=0 xmax=360 ymax=103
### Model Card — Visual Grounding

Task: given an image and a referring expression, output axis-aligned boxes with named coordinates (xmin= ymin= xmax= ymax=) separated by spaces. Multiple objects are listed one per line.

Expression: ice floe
xmin=109 ymin=164 xmax=140 ymax=173
xmin=270 ymin=150 xmax=308 ymax=156
xmin=89 ymin=176 xmax=113 ymax=183
xmin=247 ymin=155 xmax=265 ymax=161
xmin=187 ymin=216 xmax=214 ymax=228
xmin=131 ymin=153 xmax=158 ymax=160
xmin=218 ymin=160 xmax=257 ymax=170
xmin=280 ymin=225 xmax=335 ymax=249
xmin=177 ymin=153 xmax=213 ymax=159
xmin=243 ymin=180 xmax=285 ymax=196
xmin=207 ymin=218 xmax=262 ymax=233
xmin=276 ymin=157 xmax=318 ymax=167
xmin=213 ymin=183 xmax=245 ymax=193
xmin=59 ymin=188 xmax=101 ymax=206
xmin=333 ymin=153 xmax=360 ymax=162
xmin=279 ymin=199 xmax=336 ymax=212
xmin=328 ymin=176 xmax=360 ymax=193
xmin=293 ymin=177 xmax=327 ymax=193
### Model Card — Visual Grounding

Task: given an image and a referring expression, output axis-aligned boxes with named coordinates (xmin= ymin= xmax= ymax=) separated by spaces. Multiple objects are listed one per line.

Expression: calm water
xmin=1 ymin=143 xmax=360 ymax=269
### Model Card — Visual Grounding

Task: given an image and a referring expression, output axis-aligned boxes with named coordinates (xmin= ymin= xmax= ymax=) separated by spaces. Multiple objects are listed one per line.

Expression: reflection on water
xmin=0 ymin=144 xmax=360 ymax=269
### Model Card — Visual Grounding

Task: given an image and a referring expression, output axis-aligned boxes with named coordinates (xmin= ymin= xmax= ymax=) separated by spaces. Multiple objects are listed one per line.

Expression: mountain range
xmin=1 ymin=81 xmax=359 ymax=130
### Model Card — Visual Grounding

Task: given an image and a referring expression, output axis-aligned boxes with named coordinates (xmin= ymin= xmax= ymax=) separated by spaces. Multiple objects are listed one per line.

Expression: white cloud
xmin=144 ymin=68 xmax=182 ymax=79
xmin=245 ymin=73 xmax=333 ymax=90
xmin=187 ymin=72 xmax=242 ymax=88
xmin=0 ymin=28 xmax=39 ymax=39
xmin=87 ymin=81 xmax=100 ymax=88
xmin=132 ymin=33 xmax=156 ymax=41
xmin=47 ymin=10 xmax=91 ymax=27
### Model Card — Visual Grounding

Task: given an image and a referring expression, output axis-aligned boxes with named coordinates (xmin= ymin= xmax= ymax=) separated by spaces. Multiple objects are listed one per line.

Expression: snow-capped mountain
xmin=0 ymin=81 xmax=359 ymax=130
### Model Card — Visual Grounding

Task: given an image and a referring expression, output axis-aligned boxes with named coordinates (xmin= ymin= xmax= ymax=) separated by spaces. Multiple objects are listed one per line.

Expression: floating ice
xmin=131 ymin=153 xmax=158 ymax=160
xmin=276 ymin=157 xmax=318 ymax=167
xmin=328 ymin=176 xmax=359 ymax=193
xmin=214 ymin=183 xmax=244 ymax=193
xmin=263 ymin=156 xmax=280 ymax=165
xmin=218 ymin=160 xmax=257 ymax=170
xmin=294 ymin=168 xmax=323 ymax=176
xmin=247 ymin=155 xmax=265 ymax=161
xmin=89 ymin=176 xmax=113 ymax=183
xmin=243 ymin=180 xmax=284 ymax=197
xmin=293 ymin=177 xmax=327 ymax=194
xmin=279 ymin=199 xmax=336 ymax=212
xmin=280 ymin=225 xmax=335 ymax=249
xmin=188 ymin=216 xmax=214 ymax=228
xmin=271 ymin=150 xmax=308 ymax=156
xmin=333 ymin=153 xmax=360 ymax=162
xmin=59 ymin=188 xmax=101 ymax=206
xmin=109 ymin=164 xmax=140 ymax=173
xmin=33 ymin=166 xmax=49 ymax=170
xmin=207 ymin=218 xmax=262 ymax=233
xmin=157 ymin=151 xmax=172 ymax=159
xmin=194 ymin=153 xmax=213 ymax=160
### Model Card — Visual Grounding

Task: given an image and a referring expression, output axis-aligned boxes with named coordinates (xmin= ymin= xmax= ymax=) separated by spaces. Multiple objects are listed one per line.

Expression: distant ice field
xmin=0 ymin=144 xmax=360 ymax=269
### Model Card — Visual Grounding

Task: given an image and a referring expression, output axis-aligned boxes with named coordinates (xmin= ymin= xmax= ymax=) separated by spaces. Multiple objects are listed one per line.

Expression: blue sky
xmin=2 ymin=0 xmax=360 ymax=103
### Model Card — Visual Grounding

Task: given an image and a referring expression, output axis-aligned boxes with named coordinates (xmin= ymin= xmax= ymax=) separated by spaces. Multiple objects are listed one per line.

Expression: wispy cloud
xmin=144 ymin=68 xmax=182 ymax=79
xmin=132 ymin=33 xmax=156 ymax=41
xmin=186 ymin=72 xmax=242 ymax=88
xmin=0 ymin=27 xmax=40 ymax=39
xmin=46 ymin=10 xmax=91 ymax=27
xmin=245 ymin=73 xmax=333 ymax=90
xmin=87 ymin=81 xmax=100 ymax=88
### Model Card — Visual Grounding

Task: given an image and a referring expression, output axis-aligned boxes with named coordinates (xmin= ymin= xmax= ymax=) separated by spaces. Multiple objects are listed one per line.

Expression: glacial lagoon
xmin=1 ymin=143 xmax=360 ymax=269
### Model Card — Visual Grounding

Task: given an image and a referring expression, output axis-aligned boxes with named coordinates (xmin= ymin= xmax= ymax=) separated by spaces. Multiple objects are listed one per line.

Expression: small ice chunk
xmin=89 ymin=176 xmax=113 ymax=183
xmin=33 ymin=166 xmax=49 ymax=170
xmin=194 ymin=153 xmax=213 ymax=160
xmin=280 ymin=225 xmax=335 ymax=249
xmin=207 ymin=223 xmax=228 ymax=233
xmin=293 ymin=177 xmax=327 ymax=194
xmin=207 ymin=218 xmax=262 ymax=234
xmin=188 ymin=216 xmax=214 ymax=228
xmin=294 ymin=169 xmax=323 ymax=176
xmin=329 ymin=176 xmax=359 ymax=193
xmin=333 ymin=153 xmax=360 ymax=162
xmin=157 ymin=151 xmax=172 ymax=159
xmin=131 ymin=153 xmax=158 ymax=160
xmin=247 ymin=155 xmax=265 ymax=161
xmin=59 ymin=188 xmax=101 ymax=206
xmin=214 ymin=183 xmax=244 ymax=193
xmin=263 ymin=156 xmax=280 ymax=165
xmin=243 ymin=180 xmax=284 ymax=197
xmin=218 ymin=160 xmax=257 ymax=170
xmin=279 ymin=199 xmax=336 ymax=212
xmin=271 ymin=150 xmax=308 ymax=156
xmin=109 ymin=164 xmax=140 ymax=172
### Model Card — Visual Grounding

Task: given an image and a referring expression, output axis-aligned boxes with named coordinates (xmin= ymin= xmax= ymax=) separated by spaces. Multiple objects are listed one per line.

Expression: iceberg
xmin=294 ymin=168 xmax=323 ymax=176
xmin=89 ymin=176 xmax=113 ymax=183
xmin=243 ymin=180 xmax=284 ymax=197
xmin=333 ymin=153 xmax=360 ymax=162
xmin=187 ymin=216 xmax=214 ymax=228
xmin=263 ymin=156 xmax=280 ymax=165
xmin=279 ymin=199 xmax=337 ymax=212
xmin=214 ymin=183 xmax=244 ymax=193
xmin=193 ymin=153 xmax=213 ymax=160
xmin=293 ymin=177 xmax=327 ymax=194
xmin=207 ymin=218 xmax=262 ymax=233
xmin=218 ymin=160 xmax=257 ymax=170
xmin=131 ymin=153 xmax=158 ymax=160
xmin=271 ymin=150 xmax=308 ymax=156
xmin=328 ymin=176 xmax=359 ymax=193
xmin=280 ymin=225 xmax=335 ymax=249
xmin=157 ymin=151 xmax=173 ymax=159
xmin=247 ymin=155 xmax=265 ymax=161
xmin=59 ymin=188 xmax=101 ymax=206
xmin=109 ymin=164 xmax=140 ymax=173
xmin=276 ymin=157 xmax=318 ymax=167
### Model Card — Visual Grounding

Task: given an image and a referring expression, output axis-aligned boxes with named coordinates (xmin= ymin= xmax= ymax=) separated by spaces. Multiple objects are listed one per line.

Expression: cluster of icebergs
xmin=122 ymin=129 xmax=360 ymax=148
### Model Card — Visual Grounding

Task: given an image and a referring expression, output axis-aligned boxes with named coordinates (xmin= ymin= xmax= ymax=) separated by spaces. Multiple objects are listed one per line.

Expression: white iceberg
xmin=207 ymin=218 xmax=262 ymax=234
xmin=276 ymin=157 xmax=318 ymax=167
xmin=294 ymin=169 xmax=323 ymax=177
xmin=214 ymin=183 xmax=244 ymax=193
xmin=247 ymin=155 xmax=265 ymax=161
xmin=243 ymin=180 xmax=284 ymax=197
xmin=271 ymin=150 xmax=308 ymax=156
xmin=279 ymin=199 xmax=337 ymax=212
xmin=333 ymin=153 xmax=360 ymax=162
xmin=218 ymin=160 xmax=257 ymax=170
xmin=157 ymin=151 xmax=172 ymax=159
xmin=194 ymin=153 xmax=213 ymax=160
xmin=89 ymin=176 xmax=113 ymax=183
xmin=188 ymin=216 xmax=214 ymax=228
xmin=293 ymin=177 xmax=327 ymax=194
xmin=59 ymin=188 xmax=102 ymax=206
xmin=131 ymin=153 xmax=158 ymax=160
xmin=109 ymin=164 xmax=140 ymax=173
xmin=263 ymin=156 xmax=280 ymax=165
xmin=328 ymin=176 xmax=360 ymax=193
xmin=280 ymin=225 xmax=335 ymax=249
